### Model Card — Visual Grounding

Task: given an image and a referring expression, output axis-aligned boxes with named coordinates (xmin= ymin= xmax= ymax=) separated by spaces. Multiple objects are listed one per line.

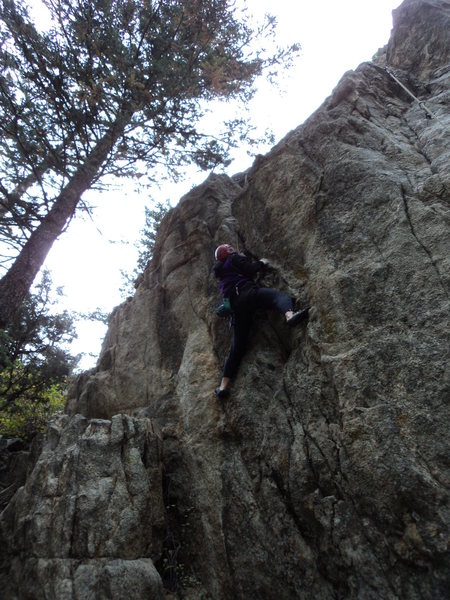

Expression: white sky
xmin=42 ymin=0 xmax=400 ymax=369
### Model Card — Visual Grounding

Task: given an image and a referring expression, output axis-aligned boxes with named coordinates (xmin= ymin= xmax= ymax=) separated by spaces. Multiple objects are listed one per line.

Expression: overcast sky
xmin=41 ymin=0 xmax=401 ymax=369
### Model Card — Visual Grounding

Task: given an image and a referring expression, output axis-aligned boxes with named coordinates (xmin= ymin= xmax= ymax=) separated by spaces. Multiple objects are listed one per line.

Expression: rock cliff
xmin=1 ymin=0 xmax=449 ymax=598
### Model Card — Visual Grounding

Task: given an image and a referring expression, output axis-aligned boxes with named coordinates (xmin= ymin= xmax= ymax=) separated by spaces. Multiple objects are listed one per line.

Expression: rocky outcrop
xmin=1 ymin=0 xmax=449 ymax=598
xmin=0 ymin=415 xmax=165 ymax=599
xmin=0 ymin=437 xmax=39 ymax=513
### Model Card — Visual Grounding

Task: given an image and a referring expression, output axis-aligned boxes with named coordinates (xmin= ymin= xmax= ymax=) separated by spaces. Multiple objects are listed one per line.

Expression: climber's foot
xmin=215 ymin=387 xmax=230 ymax=399
xmin=286 ymin=307 xmax=310 ymax=327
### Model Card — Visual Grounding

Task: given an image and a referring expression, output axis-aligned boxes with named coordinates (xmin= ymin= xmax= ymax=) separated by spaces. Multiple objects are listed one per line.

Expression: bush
xmin=0 ymin=370 xmax=66 ymax=439
xmin=0 ymin=270 xmax=77 ymax=440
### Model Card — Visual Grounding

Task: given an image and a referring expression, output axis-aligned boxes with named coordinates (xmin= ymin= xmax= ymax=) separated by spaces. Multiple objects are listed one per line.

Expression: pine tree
xmin=0 ymin=269 xmax=77 ymax=438
xmin=0 ymin=0 xmax=299 ymax=327
xmin=121 ymin=200 xmax=170 ymax=296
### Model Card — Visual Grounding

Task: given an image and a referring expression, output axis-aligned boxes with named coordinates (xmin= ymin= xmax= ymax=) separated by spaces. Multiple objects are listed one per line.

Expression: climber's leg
xmin=253 ymin=288 xmax=309 ymax=325
xmin=215 ymin=313 xmax=252 ymax=397
xmin=254 ymin=287 xmax=293 ymax=314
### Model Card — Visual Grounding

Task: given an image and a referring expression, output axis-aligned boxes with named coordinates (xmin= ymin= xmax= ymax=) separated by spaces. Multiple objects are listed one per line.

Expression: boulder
xmin=0 ymin=414 xmax=165 ymax=599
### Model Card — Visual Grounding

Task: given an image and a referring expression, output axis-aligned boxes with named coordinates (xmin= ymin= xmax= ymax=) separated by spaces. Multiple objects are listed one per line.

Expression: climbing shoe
xmin=215 ymin=387 xmax=230 ymax=399
xmin=286 ymin=307 xmax=309 ymax=328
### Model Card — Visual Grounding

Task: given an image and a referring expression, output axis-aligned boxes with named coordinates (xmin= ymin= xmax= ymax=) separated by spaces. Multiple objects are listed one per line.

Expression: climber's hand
xmin=259 ymin=258 xmax=270 ymax=267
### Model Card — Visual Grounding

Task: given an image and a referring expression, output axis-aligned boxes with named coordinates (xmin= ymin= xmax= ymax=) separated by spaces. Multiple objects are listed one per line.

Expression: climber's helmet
xmin=215 ymin=244 xmax=235 ymax=261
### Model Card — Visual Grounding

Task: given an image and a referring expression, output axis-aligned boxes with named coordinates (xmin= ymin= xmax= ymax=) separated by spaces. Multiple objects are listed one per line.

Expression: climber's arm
xmin=231 ymin=254 xmax=266 ymax=278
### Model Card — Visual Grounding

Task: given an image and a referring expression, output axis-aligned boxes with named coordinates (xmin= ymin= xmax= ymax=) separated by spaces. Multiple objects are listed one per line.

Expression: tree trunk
xmin=0 ymin=120 xmax=127 ymax=328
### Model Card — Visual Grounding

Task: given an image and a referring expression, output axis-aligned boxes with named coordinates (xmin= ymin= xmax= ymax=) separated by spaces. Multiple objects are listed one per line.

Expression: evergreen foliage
xmin=0 ymin=270 xmax=77 ymax=439
xmin=0 ymin=0 xmax=299 ymax=327
xmin=121 ymin=199 xmax=170 ymax=295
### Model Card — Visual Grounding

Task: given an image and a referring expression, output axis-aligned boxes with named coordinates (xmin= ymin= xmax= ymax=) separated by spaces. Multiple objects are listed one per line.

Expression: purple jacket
xmin=213 ymin=253 xmax=265 ymax=298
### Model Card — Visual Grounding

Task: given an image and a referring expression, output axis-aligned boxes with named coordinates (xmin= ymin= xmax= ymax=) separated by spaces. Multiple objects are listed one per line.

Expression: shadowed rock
xmin=0 ymin=414 xmax=165 ymax=599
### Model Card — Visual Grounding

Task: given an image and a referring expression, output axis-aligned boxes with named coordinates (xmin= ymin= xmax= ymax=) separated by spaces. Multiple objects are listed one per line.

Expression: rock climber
xmin=213 ymin=244 xmax=309 ymax=398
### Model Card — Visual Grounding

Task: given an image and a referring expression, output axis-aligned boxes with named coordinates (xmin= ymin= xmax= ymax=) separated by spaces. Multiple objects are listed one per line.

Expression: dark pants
xmin=223 ymin=285 xmax=293 ymax=379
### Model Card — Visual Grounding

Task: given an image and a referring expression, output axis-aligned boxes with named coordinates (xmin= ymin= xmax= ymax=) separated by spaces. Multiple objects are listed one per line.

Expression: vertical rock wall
xmin=1 ymin=0 xmax=449 ymax=598
xmin=1 ymin=415 xmax=165 ymax=599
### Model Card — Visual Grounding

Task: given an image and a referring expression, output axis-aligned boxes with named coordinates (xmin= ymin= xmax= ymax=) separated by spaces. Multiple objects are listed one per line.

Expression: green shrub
xmin=0 ymin=364 xmax=66 ymax=439
xmin=0 ymin=271 xmax=76 ymax=440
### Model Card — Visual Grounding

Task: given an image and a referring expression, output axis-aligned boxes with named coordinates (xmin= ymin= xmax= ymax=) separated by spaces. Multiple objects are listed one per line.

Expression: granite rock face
xmin=0 ymin=436 xmax=40 ymax=513
xmin=0 ymin=414 xmax=165 ymax=599
xmin=2 ymin=0 xmax=449 ymax=598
